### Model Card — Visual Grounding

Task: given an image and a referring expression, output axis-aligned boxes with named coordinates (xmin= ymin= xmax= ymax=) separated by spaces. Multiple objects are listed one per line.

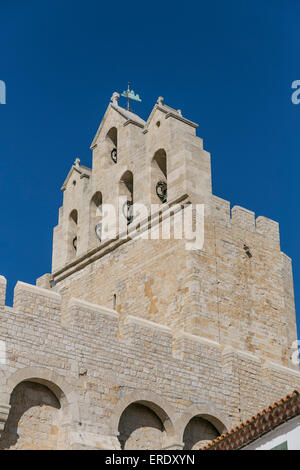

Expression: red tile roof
xmin=201 ymin=390 xmax=300 ymax=450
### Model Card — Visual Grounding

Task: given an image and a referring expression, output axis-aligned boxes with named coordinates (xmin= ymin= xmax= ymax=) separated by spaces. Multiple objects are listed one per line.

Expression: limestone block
xmin=256 ymin=215 xmax=280 ymax=243
xmin=231 ymin=205 xmax=255 ymax=232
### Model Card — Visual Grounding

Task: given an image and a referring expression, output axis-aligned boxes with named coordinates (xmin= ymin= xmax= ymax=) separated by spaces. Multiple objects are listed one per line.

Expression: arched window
xmin=151 ymin=149 xmax=167 ymax=204
xmin=119 ymin=171 xmax=133 ymax=225
xmin=68 ymin=209 xmax=78 ymax=258
xmin=90 ymin=192 xmax=103 ymax=244
xmin=105 ymin=127 xmax=118 ymax=165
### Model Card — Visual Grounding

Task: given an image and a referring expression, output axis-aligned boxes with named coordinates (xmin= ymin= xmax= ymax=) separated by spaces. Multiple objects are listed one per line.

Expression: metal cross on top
xmin=121 ymin=82 xmax=142 ymax=111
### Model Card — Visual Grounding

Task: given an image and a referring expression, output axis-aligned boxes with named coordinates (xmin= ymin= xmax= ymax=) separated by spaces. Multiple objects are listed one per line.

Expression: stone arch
xmin=110 ymin=391 xmax=176 ymax=449
xmin=177 ymin=404 xmax=230 ymax=450
xmin=104 ymin=127 xmax=118 ymax=167
xmin=6 ymin=367 xmax=78 ymax=415
xmin=1 ymin=367 xmax=80 ymax=450
xmin=106 ymin=126 xmax=117 ymax=145
xmin=151 ymin=149 xmax=167 ymax=204
xmin=119 ymin=170 xmax=134 ymax=226
xmin=119 ymin=170 xmax=133 ymax=199
xmin=89 ymin=191 xmax=103 ymax=245
xmin=68 ymin=209 xmax=78 ymax=258
xmin=1 ymin=381 xmax=62 ymax=449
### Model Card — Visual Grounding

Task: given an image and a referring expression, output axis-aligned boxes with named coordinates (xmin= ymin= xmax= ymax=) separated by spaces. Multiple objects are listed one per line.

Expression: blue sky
xmin=0 ymin=0 xmax=299 ymax=337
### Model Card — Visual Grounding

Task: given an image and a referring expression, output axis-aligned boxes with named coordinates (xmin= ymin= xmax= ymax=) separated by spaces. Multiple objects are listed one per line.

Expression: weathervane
xmin=121 ymin=82 xmax=142 ymax=111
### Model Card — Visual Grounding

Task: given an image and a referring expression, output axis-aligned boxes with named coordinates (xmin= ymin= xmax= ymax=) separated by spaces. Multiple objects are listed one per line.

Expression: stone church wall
xmin=0 ymin=96 xmax=298 ymax=450
xmin=0 ymin=276 xmax=299 ymax=449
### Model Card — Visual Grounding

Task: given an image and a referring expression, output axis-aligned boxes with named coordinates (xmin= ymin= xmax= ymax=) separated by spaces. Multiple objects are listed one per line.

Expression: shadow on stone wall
xmin=183 ymin=416 xmax=219 ymax=450
xmin=118 ymin=403 xmax=164 ymax=450
xmin=0 ymin=381 xmax=61 ymax=450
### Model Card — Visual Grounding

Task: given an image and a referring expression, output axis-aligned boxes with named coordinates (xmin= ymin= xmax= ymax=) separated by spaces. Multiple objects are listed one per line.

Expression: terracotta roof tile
xmin=201 ymin=389 xmax=300 ymax=450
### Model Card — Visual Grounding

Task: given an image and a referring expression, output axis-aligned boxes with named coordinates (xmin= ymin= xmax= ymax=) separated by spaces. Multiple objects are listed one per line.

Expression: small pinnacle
xmin=74 ymin=158 xmax=80 ymax=167
xmin=111 ymin=92 xmax=120 ymax=105
xmin=157 ymin=96 xmax=164 ymax=105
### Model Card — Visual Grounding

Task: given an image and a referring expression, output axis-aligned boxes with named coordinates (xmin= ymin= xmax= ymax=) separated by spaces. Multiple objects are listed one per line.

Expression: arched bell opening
xmin=90 ymin=191 xmax=103 ymax=245
xmin=151 ymin=149 xmax=167 ymax=204
xmin=68 ymin=209 xmax=78 ymax=259
xmin=119 ymin=170 xmax=134 ymax=226
xmin=105 ymin=127 xmax=118 ymax=166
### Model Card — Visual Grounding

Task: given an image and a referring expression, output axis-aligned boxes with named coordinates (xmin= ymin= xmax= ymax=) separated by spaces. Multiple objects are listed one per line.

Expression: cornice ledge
xmin=52 ymin=193 xmax=191 ymax=283
xmin=165 ymin=112 xmax=198 ymax=128
xmin=68 ymin=297 xmax=118 ymax=318
xmin=123 ymin=119 xmax=145 ymax=129
xmin=222 ymin=346 xmax=262 ymax=364
xmin=175 ymin=331 xmax=221 ymax=349
xmin=125 ymin=314 xmax=172 ymax=334
xmin=263 ymin=360 xmax=300 ymax=378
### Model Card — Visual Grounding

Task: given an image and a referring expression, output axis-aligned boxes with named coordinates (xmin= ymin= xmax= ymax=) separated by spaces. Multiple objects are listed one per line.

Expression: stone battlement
xmin=212 ymin=195 xmax=280 ymax=243
xmin=0 ymin=270 xmax=299 ymax=449
xmin=0 ymin=274 xmax=299 ymax=449
xmin=0 ymin=277 xmax=298 ymax=373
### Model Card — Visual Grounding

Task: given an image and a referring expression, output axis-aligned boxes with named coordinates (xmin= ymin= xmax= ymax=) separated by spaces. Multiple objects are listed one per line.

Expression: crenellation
xmin=122 ymin=315 xmax=173 ymax=356
xmin=231 ymin=205 xmax=255 ymax=232
xmin=64 ymin=297 xmax=119 ymax=334
xmin=0 ymin=281 xmax=299 ymax=449
xmin=256 ymin=215 xmax=280 ymax=243
xmin=172 ymin=332 xmax=222 ymax=363
xmin=13 ymin=281 xmax=61 ymax=319
xmin=212 ymin=195 xmax=231 ymax=222
xmin=36 ymin=273 xmax=52 ymax=289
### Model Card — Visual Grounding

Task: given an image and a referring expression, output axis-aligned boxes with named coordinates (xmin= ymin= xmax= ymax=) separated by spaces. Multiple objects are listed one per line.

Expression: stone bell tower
xmin=49 ymin=92 xmax=298 ymax=375
xmin=51 ymin=92 xmax=212 ymax=274
xmin=1 ymin=91 xmax=297 ymax=450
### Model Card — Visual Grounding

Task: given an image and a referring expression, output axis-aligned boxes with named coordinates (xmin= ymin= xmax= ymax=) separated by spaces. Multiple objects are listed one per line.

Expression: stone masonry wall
xmin=0 ymin=277 xmax=299 ymax=449
xmin=50 ymin=197 xmax=298 ymax=368
xmin=0 ymin=381 xmax=62 ymax=450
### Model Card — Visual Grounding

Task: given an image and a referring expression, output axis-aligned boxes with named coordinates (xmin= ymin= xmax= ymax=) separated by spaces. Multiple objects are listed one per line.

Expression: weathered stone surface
xmin=0 ymin=95 xmax=299 ymax=450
